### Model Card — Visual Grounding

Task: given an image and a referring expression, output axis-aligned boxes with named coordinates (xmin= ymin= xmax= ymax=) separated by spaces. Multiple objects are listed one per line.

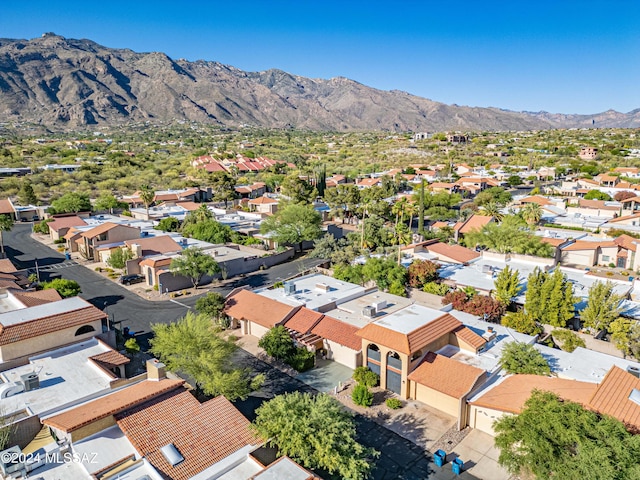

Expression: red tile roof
xmin=81 ymin=222 xmax=137 ymax=239
xmin=453 ymin=326 xmax=486 ymax=351
xmin=587 ymin=366 xmax=640 ymax=432
xmin=426 ymin=242 xmax=480 ymax=264
xmin=124 ymin=236 xmax=182 ymax=256
xmin=44 ymin=379 xmax=185 ymax=432
xmin=139 ymin=256 xmax=172 ymax=268
xmin=0 ymin=301 xmax=107 ymax=345
xmin=116 ymin=390 xmax=259 ymax=480
xmin=455 ymin=215 xmax=493 ymax=234
xmin=90 ymin=350 xmax=131 ymax=367
xmin=561 ymin=240 xmax=616 ymax=251
xmin=0 ymin=199 xmax=14 ymax=215
xmin=614 ymin=234 xmax=638 ymax=252
xmin=520 ymin=195 xmax=553 ymax=206
xmin=577 ymin=199 xmax=620 ymax=211
xmin=0 ymin=259 xmax=17 ymax=273
xmin=607 ymin=213 xmax=640 ymax=224
xmin=283 ymin=307 xmax=323 ymax=334
xmin=408 ymin=352 xmax=485 ymax=399
xmin=224 ymin=289 xmax=298 ymax=329
xmin=48 ymin=215 xmax=87 ymax=232
xmin=310 ymin=315 xmax=362 ymax=351
xmin=469 ymin=375 xmax=597 ymax=414
xmin=12 ymin=289 xmax=62 ymax=307
xmin=357 ymin=313 xmax=462 ymax=356
xmin=248 ymin=196 xmax=278 ymax=205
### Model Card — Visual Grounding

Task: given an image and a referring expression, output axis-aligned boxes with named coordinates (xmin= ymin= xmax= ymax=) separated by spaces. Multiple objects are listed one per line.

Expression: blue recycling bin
xmin=65 ymin=252 xmax=71 ymax=260
xmin=434 ymin=449 xmax=446 ymax=467
xmin=452 ymin=457 xmax=464 ymax=475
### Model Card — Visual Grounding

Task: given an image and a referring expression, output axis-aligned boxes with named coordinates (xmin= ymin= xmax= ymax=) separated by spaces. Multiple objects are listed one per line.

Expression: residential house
xmin=235 ymin=182 xmax=267 ymax=199
xmin=0 ymin=295 xmax=107 ymax=368
xmin=453 ymin=214 xmax=494 ymax=242
xmin=406 ymin=240 xmax=480 ymax=265
xmin=48 ymin=214 xmax=88 ymax=242
xmin=614 ymin=167 xmax=640 ymax=179
xmin=76 ymin=222 xmax=141 ymax=261
xmin=579 ymin=147 xmax=598 ymax=160
xmin=559 ymin=239 xmax=620 ymax=268
xmin=224 ymin=289 xmax=299 ymax=338
xmin=595 ymin=174 xmax=620 ymax=188
xmin=566 ymin=198 xmax=621 ymax=219
xmin=448 ymin=134 xmax=469 ymax=144
xmin=248 ymin=195 xmax=279 ymax=214
xmin=356 ymin=177 xmax=382 ymax=188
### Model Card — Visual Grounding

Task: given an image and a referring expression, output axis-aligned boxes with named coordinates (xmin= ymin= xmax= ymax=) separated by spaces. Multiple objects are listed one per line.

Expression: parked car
xmin=118 ymin=274 xmax=145 ymax=286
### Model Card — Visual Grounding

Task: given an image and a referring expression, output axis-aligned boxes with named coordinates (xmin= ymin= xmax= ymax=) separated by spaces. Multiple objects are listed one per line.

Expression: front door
xmin=617 ymin=257 xmax=626 ymax=268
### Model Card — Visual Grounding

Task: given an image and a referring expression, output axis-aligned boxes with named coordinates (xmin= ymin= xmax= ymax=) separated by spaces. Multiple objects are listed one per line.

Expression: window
xmin=601 ymin=255 xmax=610 ymax=262
xmin=75 ymin=325 xmax=96 ymax=336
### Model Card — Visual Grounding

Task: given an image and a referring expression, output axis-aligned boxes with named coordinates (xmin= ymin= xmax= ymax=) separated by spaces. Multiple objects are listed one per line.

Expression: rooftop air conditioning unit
xmin=362 ymin=305 xmax=376 ymax=318
xmin=627 ymin=365 xmax=640 ymax=378
xmin=21 ymin=373 xmax=39 ymax=392
xmin=482 ymin=265 xmax=492 ymax=274
xmin=372 ymin=300 xmax=387 ymax=312
xmin=315 ymin=283 xmax=331 ymax=292
xmin=284 ymin=282 xmax=296 ymax=295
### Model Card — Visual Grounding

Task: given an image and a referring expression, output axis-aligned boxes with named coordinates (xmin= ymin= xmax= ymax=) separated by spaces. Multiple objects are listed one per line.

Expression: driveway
xmin=234 ymin=349 xmax=479 ymax=480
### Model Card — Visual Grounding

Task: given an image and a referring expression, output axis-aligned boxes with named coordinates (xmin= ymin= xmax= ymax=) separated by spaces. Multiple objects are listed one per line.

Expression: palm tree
xmin=404 ymin=202 xmax=418 ymax=230
xmin=391 ymin=197 xmax=408 ymax=229
xmin=0 ymin=214 xmax=13 ymax=257
xmin=521 ymin=202 xmax=543 ymax=226
xmin=480 ymin=201 xmax=504 ymax=222
xmin=138 ymin=185 xmax=155 ymax=219
xmin=395 ymin=224 xmax=413 ymax=264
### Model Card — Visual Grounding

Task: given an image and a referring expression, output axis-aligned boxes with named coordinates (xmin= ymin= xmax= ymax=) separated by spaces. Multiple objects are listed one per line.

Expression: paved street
xmin=4 ymin=223 xmax=324 ymax=340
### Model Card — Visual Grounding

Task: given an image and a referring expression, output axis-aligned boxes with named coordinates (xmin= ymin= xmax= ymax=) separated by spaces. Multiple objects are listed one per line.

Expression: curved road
xmin=4 ymin=224 xmax=324 ymax=339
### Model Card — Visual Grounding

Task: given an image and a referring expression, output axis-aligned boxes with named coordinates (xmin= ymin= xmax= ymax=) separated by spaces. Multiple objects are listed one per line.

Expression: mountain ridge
xmin=1 ymin=34 xmax=638 ymax=131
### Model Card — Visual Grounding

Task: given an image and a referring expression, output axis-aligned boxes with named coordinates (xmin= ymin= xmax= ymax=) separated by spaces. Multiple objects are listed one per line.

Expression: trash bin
xmin=452 ymin=457 xmax=464 ymax=475
xmin=65 ymin=252 xmax=71 ymax=260
xmin=434 ymin=449 xmax=446 ymax=467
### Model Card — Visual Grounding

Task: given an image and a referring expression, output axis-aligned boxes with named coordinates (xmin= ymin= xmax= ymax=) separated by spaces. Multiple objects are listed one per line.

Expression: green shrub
xmin=422 ymin=282 xmax=451 ymax=296
xmin=352 ymin=384 xmax=373 ymax=407
xmin=551 ymin=329 xmax=586 ymax=353
xmin=124 ymin=338 xmax=140 ymax=354
xmin=54 ymin=238 xmax=66 ymax=244
xmin=153 ymin=284 xmax=158 ymax=291
xmin=386 ymin=398 xmax=403 ymax=409
xmin=353 ymin=366 xmax=379 ymax=387
xmin=286 ymin=347 xmax=315 ymax=372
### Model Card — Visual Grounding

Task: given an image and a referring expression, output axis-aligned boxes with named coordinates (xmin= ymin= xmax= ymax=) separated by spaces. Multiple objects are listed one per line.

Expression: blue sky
xmin=3 ymin=1 xmax=638 ymax=114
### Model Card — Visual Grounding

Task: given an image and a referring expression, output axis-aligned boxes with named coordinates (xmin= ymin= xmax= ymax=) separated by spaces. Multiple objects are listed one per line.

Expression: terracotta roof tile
xmin=310 ymin=315 xmax=362 ymax=351
xmin=539 ymin=237 xmax=566 ymax=247
xmin=248 ymin=196 xmax=278 ymax=205
xmin=520 ymin=195 xmax=553 ymax=206
xmin=469 ymin=375 xmax=597 ymax=414
xmin=588 ymin=366 xmax=640 ymax=432
xmin=48 ymin=215 xmax=87 ymax=232
xmin=453 ymin=326 xmax=486 ymax=350
xmin=408 ymin=352 xmax=485 ymax=398
xmin=90 ymin=350 xmax=131 ymax=367
xmin=139 ymin=256 xmax=173 ymax=268
xmin=224 ymin=290 xmax=298 ymax=329
xmin=124 ymin=235 xmax=182 ymax=256
xmin=614 ymin=234 xmax=638 ymax=252
xmin=426 ymin=242 xmax=480 ymax=264
xmin=455 ymin=215 xmax=493 ymax=234
xmin=577 ymin=198 xmax=620 ymax=211
xmin=607 ymin=213 xmax=640 ymax=224
xmin=357 ymin=313 xmax=462 ymax=355
xmin=0 ymin=199 xmax=14 ymax=215
xmin=81 ymin=222 xmax=135 ymax=239
xmin=561 ymin=240 xmax=617 ymax=251
xmin=0 ymin=303 xmax=106 ymax=345
xmin=283 ymin=307 xmax=323 ymax=334
xmin=12 ymin=288 xmax=62 ymax=307
xmin=116 ymin=390 xmax=259 ymax=480
xmin=0 ymin=258 xmax=17 ymax=273
xmin=44 ymin=379 xmax=185 ymax=432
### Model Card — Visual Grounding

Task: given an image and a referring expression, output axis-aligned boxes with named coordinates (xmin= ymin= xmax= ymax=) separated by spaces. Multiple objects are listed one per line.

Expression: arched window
xmin=387 ymin=351 xmax=402 ymax=369
xmin=75 ymin=325 xmax=96 ymax=336
xmin=410 ymin=350 xmax=423 ymax=362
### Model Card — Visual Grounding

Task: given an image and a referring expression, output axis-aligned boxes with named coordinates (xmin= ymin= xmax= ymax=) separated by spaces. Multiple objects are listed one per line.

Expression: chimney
xmin=146 ymin=358 xmax=166 ymax=381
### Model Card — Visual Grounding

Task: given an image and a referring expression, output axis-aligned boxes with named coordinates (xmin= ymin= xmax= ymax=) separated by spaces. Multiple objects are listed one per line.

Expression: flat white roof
xmin=560 ymin=267 xmax=633 ymax=310
xmin=257 ymin=274 xmax=366 ymax=311
xmin=28 ymin=456 xmax=91 ymax=480
xmin=0 ymin=339 xmax=118 ymax=417
xmin=442 ymin=309 xmax=537 ymax=372
xmin=253 ymin=457 xmax=313 ymax=480
xmin=323 ymin=291 xmax=413 ymax=328
xmin=74 ymin=426 xmax=138 ymax=475
xmin=439 ymin=257 xmax=540 ymax=296
xmin=0 ymin=289 xmax=28 ymax=314
xmin=535 ymin=345 xmax=640 ymax=383
xmin=372 ymin=304 xmax=445 ymax=335
xmin=0 ymin=296 xmax=93 ymax=327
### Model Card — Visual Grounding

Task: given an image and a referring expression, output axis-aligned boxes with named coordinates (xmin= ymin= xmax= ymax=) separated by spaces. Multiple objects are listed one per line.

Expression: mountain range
xmin=0 ymin=33 xmax=638 ymax=131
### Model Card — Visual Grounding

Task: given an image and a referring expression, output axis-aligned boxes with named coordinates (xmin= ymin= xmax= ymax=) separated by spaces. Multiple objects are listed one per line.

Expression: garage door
xmin=471 ymin=406 xmax=500 ymax=436
xmin=250 ymin=323 xmax=269 ymax=339
xmin=415 ymin=384 xmax=459 ymax=418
